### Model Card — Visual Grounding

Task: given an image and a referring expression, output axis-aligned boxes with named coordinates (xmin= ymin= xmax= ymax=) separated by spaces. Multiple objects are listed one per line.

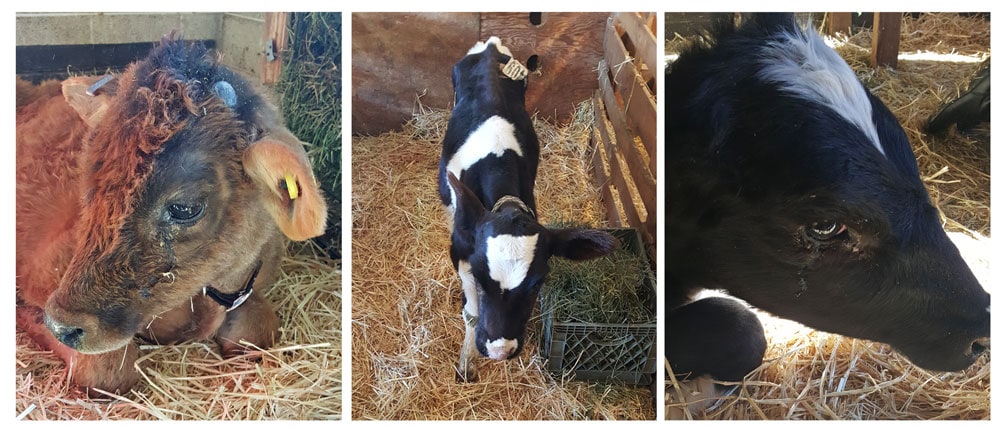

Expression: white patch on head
xmin=467 ymin=41 xmax=488 ymax=55
xmin=485 ymin=337 xmax=518 ymax=360
xmin=757 ymin=27 xmax=885 ymax=157
xmin=486 ymin=233 xmax=538 ymax=291
xmin=467 ymin=36 xmax=511 ymax=57
xmin=445 ymin=116 xmax=523 ymax=217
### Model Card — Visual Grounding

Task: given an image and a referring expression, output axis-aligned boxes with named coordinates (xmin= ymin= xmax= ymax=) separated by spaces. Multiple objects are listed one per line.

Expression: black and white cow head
xmin=665 ymin=13 xmax=989 ymax=372
xmin=440 ymin=37 xmax=617 ymax=366
xmin=447 ymin=173 xmax=617 ymax=360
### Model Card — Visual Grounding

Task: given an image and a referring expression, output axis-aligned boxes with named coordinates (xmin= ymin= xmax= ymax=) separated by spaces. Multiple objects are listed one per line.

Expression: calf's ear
xmin=62 ymin=76 xmax=115 ymax=127
xmin=550 ymin=229 xmax=618 ymax=260
xmin=243 ymin=136 xmax=328 ymax=241
xmin=447 ymin=172 xmax=485 ymax=233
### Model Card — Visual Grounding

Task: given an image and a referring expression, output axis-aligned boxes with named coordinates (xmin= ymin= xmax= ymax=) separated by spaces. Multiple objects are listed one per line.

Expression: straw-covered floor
xmin=351 ymin=102 xmax=655 ymax=420
xmin=664 ymin=13 xmax=990 ymax=420
xmin=15 ymin=242 xmax=342 ymax=420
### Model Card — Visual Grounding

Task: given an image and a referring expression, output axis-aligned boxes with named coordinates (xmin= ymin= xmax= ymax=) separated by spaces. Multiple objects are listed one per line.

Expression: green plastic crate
xmin=538 ymin=228 xmax=657 ymax=385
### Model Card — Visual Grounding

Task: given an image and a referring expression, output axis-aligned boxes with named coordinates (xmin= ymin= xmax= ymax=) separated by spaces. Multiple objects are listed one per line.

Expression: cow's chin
xmin=42 ymin=309 xmax=139 ymax=355
xmin=74 ymin=334 xmax=134 ymax=355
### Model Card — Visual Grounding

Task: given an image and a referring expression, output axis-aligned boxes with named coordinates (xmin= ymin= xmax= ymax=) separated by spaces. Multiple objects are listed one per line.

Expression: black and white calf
xmin=439 ymin=37 xmax=617 ymax=381
xmin=665 ymin=13 xmax=990 ymax=385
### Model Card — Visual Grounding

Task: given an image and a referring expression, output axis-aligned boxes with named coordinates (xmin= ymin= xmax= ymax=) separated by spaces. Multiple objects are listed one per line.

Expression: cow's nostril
xmin=55 ymin=326 xmax=85 ymax=349
xmin=971 ymin=338 xmax=990 ymax=356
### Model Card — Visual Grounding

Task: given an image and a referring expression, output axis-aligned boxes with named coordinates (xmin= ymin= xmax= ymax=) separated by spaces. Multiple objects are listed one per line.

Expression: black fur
xmin=665 ymin=13 xmax=989 ymax=378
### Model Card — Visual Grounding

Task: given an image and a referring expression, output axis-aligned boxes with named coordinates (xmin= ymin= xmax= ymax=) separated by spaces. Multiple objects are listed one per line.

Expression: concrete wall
xmin=15 ymin=13 xmax=221 ymax=46
xmin=219 ymin=13 xmax=266 ymax=77
xmin=15 ymin=12 xmax=265 ymax=76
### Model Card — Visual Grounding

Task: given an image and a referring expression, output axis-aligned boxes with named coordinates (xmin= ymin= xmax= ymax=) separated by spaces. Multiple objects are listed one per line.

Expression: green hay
xmin=542 ymin=231 xmax=654 ymax=325
xmin=277 ymin=12 xmax=343 ymax=257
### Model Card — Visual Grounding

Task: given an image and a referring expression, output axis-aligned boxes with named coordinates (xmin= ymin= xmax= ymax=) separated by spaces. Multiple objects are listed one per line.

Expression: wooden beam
xmin=597 ymin=64 xmax=656 ymax=227
xmin=826 ymin=12 xmax=852 ymax=36
xmin=602 ymin=23 xmax=657 ymax=171
xmin=592 ymin=87 xmax=643 ymax=231
xmin=589 ymin=98 xmax=622 ymax=228
xmin=613 ymin=12 xmax=657 ymax=74
xmin=871 ymin=12 xmax=902 ymax=68
xmin=261 ymin=12 xmax=290 ymax=85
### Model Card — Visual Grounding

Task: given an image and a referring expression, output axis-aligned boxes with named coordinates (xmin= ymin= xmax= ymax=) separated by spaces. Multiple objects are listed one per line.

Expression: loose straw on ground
xmin=664 ymin=12 xmax=990 ymax=420
xmin=15 ymin=242 xmax=342 ymax=420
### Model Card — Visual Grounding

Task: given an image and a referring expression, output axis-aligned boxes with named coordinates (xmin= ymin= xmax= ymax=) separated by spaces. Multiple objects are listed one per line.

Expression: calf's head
xmin=448 ymin=173 xmax=617 ymax=360
xmin=665 ymin=13 xmax=989 ymax=371
xmin=42 ymin=38 xmax=326 ymax=354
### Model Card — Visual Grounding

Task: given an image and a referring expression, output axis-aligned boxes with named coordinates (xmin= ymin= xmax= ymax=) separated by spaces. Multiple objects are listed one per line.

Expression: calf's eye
xmin=167 ymin=202 xmax=205 ymax=223
xmin=806 ymin=221 xmax=845 ymax=241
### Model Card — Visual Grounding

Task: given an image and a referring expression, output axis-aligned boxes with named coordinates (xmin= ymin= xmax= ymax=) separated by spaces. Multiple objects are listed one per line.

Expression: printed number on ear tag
xmin=502 ymin=59 xmax=528 ymax=81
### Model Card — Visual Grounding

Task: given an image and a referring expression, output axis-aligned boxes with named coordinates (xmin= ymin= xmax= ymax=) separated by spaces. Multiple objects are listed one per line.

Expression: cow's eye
xmin=806 ymin=221 xmax=845 ymax=241
xmin=167 ymin=202 xmax=205 ymax=223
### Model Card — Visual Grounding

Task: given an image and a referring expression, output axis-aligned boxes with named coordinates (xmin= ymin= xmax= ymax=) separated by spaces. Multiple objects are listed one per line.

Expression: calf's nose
xmin=44 ymin=315 xmax=86 ymax=350
xmin=971 ymin=337 xmax=990 ymax=357
xmin=485 ymin=338 xmax=518 ymax=360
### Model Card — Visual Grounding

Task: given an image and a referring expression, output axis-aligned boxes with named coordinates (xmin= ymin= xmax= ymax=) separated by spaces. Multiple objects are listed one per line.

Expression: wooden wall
xmin=591 ymin=12 xmax=657 ymax=251
xmin=352 ymin=12 xmax=608 ymax=136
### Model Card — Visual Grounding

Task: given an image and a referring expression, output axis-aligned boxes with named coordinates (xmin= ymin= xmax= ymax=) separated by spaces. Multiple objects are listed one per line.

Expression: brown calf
xmin=15 ymin=37 xmax=327 ymax=394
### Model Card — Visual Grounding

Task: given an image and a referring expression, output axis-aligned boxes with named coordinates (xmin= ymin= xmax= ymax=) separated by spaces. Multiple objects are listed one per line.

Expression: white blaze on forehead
xmin=466 ymin=36 xmax=511 ymax=57
xmin=486 ymin=233 xmax=539 ymax=291
xmin=485 ymin=337 xmax=518 ymax=360
xmin=444 ymin=116 xmax=522 ymax=216
xmin=758 ymin=27 xmax=885 ymax=157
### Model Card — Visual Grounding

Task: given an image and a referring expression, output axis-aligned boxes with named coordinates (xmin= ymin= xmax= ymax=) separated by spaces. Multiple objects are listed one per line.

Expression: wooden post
xmin=262 ymin=12 xmax=289 ymax=85
xmin=871 ymin=12 xmax=902 ymax=68
xmin=826 ymin=12 xmax=852 ymax=36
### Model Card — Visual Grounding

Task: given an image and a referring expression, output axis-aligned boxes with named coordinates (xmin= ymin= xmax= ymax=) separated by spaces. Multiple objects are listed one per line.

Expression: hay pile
xmin=664 ymin=12 xmax=990 ymax=420
xmin=15 ymin=242 xmax=342 ymax=420
xmin=544 ymin=234 xmax=654 ymax=325
xmin=351 ymin=102 xmax=655 ymax=420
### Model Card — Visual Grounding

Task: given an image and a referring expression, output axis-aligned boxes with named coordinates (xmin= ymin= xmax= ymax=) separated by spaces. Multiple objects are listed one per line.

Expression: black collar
xmin=203 ymin=260 xmax=263 ymax=312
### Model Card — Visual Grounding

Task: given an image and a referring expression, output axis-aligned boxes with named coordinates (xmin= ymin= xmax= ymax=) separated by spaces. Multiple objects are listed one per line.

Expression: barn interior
xmin=14 ymin=12 xmax=342 ymax=419
xmin=351 ymin=12 xmax=658 ymax=420
xmin=664 ymin=12 xmax=991 ymax=420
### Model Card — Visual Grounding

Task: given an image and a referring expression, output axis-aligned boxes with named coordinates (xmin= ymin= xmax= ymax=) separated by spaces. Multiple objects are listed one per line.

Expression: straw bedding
xmin=351 ymin=102 xmax=655 ymax=420
xmin=664 ymin=13 xmax=990 ymax=420
xmin=15 ymin=242 xmax=342 ymax=420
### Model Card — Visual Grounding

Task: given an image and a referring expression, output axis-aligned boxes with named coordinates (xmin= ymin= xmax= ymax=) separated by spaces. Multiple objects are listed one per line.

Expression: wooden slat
xmin=589 ymin=100 xmax=622 ymax=228
xmin=597 ymin=60 xmax=657 ymax=218
xmin=641 ymin=12 xmax=656 ymax=34
xmin=592 ymin=89 xmax=643 ymax=231
xmin=597 ymin=81 xmax=656 ymax=226
xmin=872 ymin=12 xmax=902 ymax=68
xmin=261 ymin=12 xmax=289 ymax=85
xmin=597 ymin=61 xmax=656 ymax=231
xmin=613 ymin=12 xmax=657 ymax=73
xmin=826 ymin=12 xmax=852 ymax=36
xmin=602 ymin=23 xmax=657 ymax=171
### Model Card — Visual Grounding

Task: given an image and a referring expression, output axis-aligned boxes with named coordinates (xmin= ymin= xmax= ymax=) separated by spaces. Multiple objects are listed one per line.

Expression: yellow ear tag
xmin=284 ymin=174 xmax=299 ymax=200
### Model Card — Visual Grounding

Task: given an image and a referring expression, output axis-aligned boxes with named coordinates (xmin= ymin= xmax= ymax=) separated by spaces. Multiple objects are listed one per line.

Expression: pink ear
xmin=243 ymin=139 xmax=328 ymax=241
xmin=61 ymin=76 xmax=114 ymax=127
